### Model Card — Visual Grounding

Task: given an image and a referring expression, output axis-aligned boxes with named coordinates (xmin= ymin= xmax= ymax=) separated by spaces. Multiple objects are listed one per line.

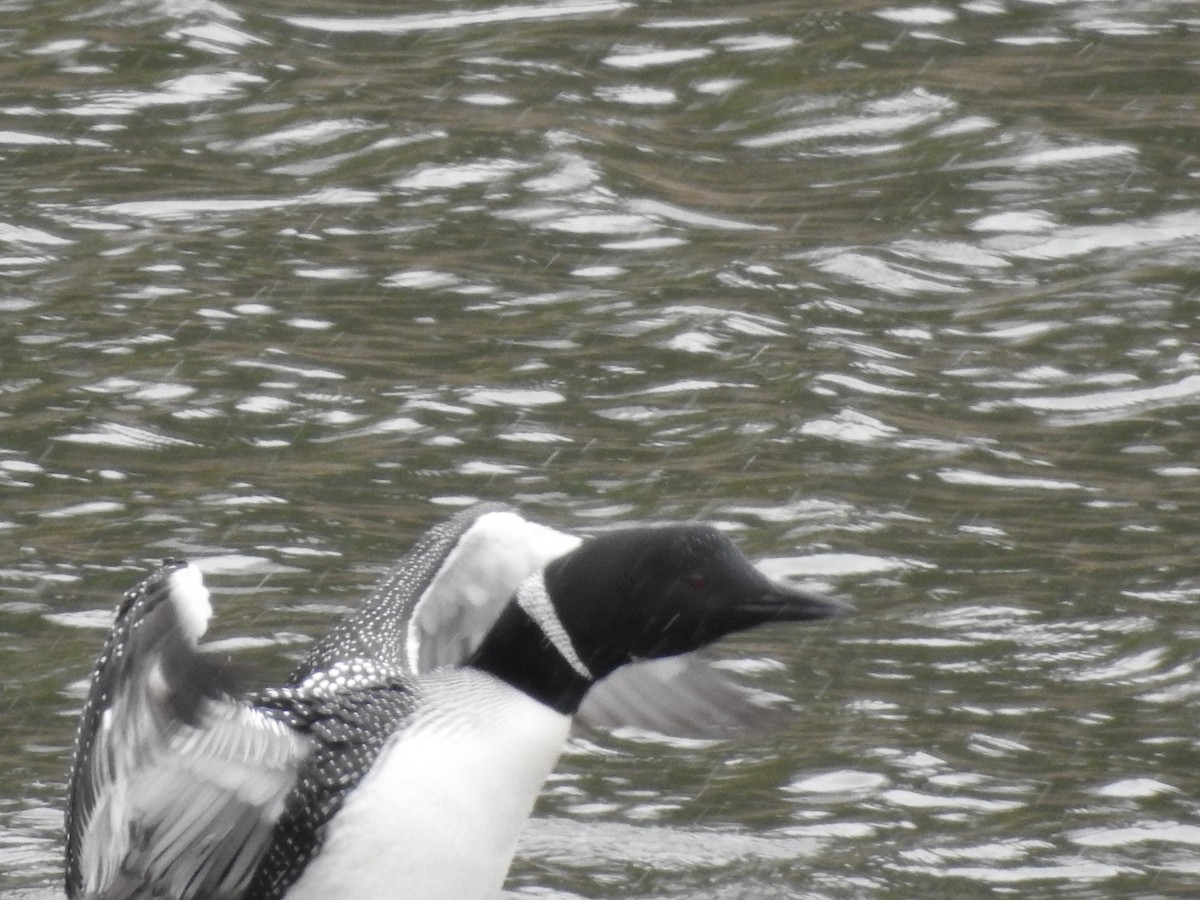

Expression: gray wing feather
xmin=293 ymin=504 xmax=579 ymax=679
xmin=67 ymin=562 xmax=308 ymax=900
xmin=409 ymin=509 xmax=580 ymax=672
xmin=579 ymin=653 xmax=792 ymax=738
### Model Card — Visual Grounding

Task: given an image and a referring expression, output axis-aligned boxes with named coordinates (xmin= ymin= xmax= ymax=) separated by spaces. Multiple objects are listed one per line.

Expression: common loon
xmin=64 ymin=504 xmax=846 ymax=900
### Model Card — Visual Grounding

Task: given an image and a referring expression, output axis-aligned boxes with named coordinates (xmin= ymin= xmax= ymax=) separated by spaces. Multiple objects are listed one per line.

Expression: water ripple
xmin=3 ymin=0 xmax=1200 ymax=895
xmin=52 ymin=423 xmax=201 ymax=450
xmin=284 ymin=0 xmax=632 ymax=35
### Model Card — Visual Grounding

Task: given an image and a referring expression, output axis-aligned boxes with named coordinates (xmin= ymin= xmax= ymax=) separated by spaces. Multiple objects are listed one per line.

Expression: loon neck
xmin=466 ymin=602 xmax=594 ymax=716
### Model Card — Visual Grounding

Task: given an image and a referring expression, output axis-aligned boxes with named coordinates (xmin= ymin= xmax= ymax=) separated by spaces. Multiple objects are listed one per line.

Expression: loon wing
xmin=292 ymin=504 xmax=580 ymax=680
xmin=65 ymin=562 xmax=309 ymax=900
xmin=579 ymin=654 xmax=793 ymax=738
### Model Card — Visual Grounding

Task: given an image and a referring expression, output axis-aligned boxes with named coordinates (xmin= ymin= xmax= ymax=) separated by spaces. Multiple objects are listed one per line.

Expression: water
xmin=2 ymin=0 xmax=1199 ymax=896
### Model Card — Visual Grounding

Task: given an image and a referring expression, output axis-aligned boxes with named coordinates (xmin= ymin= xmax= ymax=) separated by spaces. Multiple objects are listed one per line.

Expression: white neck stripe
xmin=516 ymin=576 xmax=593 ymax=682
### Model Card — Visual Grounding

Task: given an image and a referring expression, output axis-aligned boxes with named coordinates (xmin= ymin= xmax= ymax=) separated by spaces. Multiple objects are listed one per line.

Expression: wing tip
xmin=164 ymin=561 xmax=212 ymax=645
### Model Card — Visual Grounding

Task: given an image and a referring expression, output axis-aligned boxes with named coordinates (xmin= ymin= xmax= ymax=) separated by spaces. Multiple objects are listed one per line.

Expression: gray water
xmin=2 ymin=0 xmax=1199 ymax=896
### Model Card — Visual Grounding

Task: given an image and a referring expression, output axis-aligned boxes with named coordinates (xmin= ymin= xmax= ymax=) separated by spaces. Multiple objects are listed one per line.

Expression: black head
xmin=544 ymin=524 xmax=846 ymax=681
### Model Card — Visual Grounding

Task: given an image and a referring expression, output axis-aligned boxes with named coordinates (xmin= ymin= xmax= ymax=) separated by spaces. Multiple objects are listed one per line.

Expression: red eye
xmin=687 ymin=572 xmax=707 ymax=590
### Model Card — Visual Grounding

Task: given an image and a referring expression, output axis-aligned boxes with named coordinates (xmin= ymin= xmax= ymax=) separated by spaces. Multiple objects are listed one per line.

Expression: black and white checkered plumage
xmin=65 ymin=504 xmax=846 ymax=900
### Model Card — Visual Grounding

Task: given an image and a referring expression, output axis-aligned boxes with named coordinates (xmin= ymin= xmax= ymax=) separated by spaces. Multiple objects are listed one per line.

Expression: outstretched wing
xmin=292 ymin=504 xmax=581 ymax=680
xmin=65 ymin=562 xmax=309 ymax=900
xmin=579 ymin=654 xmax=794 ymax=738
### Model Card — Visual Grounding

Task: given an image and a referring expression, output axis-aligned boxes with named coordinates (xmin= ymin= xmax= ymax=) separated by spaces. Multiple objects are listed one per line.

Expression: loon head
xmin=547 ymin=525 xmax=844 ymax=673
xmin=468 ymin=524 xmax=846 ymax=715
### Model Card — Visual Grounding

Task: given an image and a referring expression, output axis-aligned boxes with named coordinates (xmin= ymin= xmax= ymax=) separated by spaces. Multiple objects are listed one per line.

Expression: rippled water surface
xmin=3 ymin=0 xmax=1199 ymax=896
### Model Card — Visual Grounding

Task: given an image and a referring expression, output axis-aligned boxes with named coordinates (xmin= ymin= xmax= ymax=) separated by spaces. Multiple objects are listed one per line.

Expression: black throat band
xmin=466 ymin=602 xmax=594 ymax=716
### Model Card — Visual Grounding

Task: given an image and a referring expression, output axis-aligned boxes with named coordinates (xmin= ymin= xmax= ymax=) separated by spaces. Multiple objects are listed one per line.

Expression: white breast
xmin=282 ymin=669 xmax=571 ymax=900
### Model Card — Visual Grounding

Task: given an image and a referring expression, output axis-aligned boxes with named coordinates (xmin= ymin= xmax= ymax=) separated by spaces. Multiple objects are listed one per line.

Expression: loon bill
xmin=65 ymin=504 xmax=847 ymax=900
